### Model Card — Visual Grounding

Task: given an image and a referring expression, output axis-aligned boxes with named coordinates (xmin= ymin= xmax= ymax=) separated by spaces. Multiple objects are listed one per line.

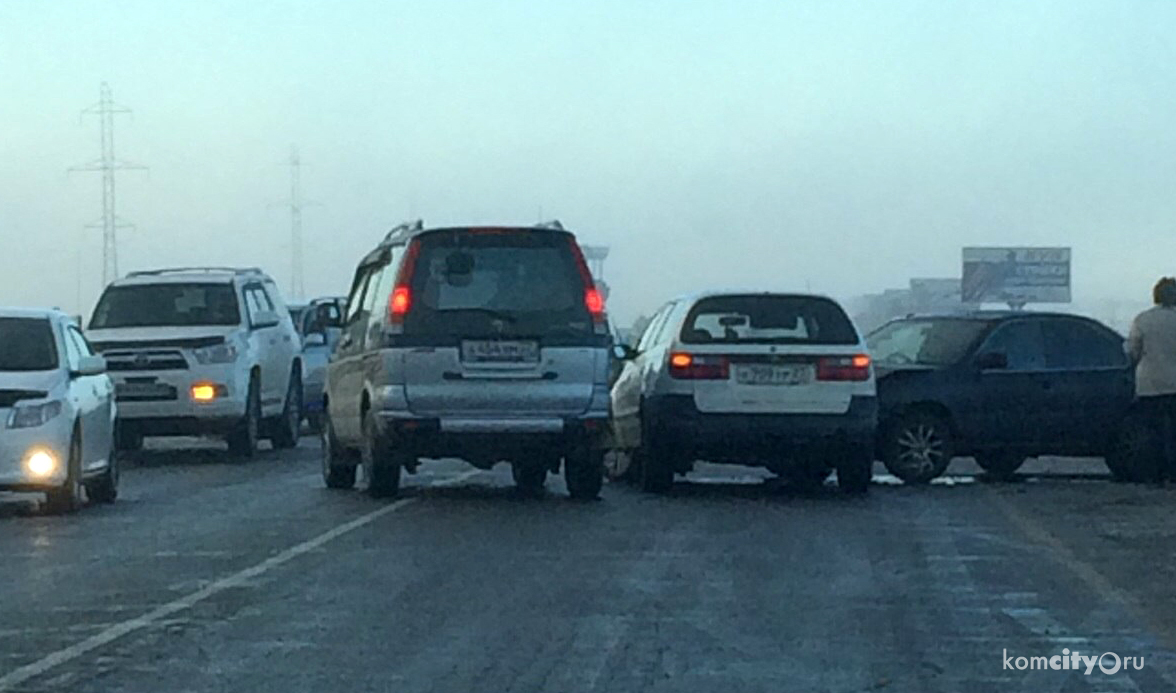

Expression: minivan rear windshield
xmin=0 ymin=318 xmax=59 ymax=371
xmin=405 ymin=230 xmax=593 ymax=339
xmin=680 ymin=295 xmax=859 ymax=345
xmin=90 ymin=283 xmax=241 ymax=329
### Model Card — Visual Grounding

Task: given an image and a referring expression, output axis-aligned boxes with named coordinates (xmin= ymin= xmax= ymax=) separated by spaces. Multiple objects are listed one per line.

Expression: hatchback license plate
xmin=461 ymin=340 xmax=540 ymax=364
xmin=734 ymin=364 xmax=812 ymax=386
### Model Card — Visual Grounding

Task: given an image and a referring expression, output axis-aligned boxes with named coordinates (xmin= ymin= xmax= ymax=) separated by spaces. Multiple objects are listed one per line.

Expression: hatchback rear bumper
xmin=645 ymin=394 xmax=877 ymax=464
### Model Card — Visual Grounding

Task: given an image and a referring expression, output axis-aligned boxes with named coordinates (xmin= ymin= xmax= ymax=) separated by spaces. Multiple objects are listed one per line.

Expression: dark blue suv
xmin=867 ymin=312 xmax=1135 ymax=482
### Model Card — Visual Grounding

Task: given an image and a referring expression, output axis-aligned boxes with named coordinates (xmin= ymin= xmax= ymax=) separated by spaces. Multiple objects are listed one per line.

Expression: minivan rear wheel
xmin=565 ymin=447 xmax=604 ymax=500
xmin=363 ymin=411 xmax=402 ymax=499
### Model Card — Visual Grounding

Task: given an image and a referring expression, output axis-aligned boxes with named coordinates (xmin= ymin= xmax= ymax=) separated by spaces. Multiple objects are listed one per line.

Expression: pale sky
xmin=2 ymin=0 xmax=1174 ymax=323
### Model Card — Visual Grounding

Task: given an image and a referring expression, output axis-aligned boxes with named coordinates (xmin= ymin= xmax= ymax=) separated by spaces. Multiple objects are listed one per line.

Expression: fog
xmin=2 ymin=0 xmax=1174 ymax=325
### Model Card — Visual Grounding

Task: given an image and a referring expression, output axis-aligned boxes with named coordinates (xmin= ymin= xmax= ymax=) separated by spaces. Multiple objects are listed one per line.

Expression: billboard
xmin=961 ymin=247 xmax=1071 ymax=304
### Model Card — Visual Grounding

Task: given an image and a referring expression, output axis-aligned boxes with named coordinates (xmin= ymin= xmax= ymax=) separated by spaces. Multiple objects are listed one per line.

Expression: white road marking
xmin=0 ymin=471 xmax=480 ymax=692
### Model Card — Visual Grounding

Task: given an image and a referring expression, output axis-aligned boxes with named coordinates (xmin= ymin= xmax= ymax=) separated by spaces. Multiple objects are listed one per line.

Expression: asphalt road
xmin=2 ymin=440 xmax=1176 ymax=692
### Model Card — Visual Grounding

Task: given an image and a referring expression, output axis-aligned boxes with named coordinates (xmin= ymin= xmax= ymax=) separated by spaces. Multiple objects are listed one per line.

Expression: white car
xmin=610 ymin=291 xmax=877 ymax=494
xmin=0 ymin=308 xmax=118 ymax=512
xmin=85 ymin=267 xmax=304 ymax=457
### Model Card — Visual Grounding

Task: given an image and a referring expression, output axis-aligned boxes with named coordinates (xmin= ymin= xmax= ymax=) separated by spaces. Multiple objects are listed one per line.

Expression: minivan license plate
xmin=734 ymin=364 xmax=812 ymax=386
xmin=461 ymin=340 xmax=539 ymax=364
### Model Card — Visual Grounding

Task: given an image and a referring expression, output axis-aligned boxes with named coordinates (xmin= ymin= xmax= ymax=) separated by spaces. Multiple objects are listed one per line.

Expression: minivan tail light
xmin=387 ymin=239 xmax=422 ymax=329
xmin=669 ymin=352 xmax=729 ymax=380
xmin=566 ymin=236 xmax=608 ymax=334
xmin=816 ymin=354 xmax=872 ymax=381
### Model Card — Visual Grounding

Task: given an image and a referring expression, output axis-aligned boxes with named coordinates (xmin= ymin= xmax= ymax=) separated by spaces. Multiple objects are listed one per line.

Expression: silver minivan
xmin=321 ymin=221 xmax=612 ymax=499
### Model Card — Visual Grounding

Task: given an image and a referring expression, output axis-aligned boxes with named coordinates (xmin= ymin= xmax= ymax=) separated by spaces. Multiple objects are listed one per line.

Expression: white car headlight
xmin=192 ymin=342 xmax=240 ymax=365
xmin=8 ymin=400 xmax=64 ymax=429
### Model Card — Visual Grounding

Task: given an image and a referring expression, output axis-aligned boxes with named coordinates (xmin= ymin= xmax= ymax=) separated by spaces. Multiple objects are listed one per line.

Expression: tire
xmin=45 ymin=432 xmax=83 ymax=514
xmin=974 ymin=451 xmax=1026 ymax=480
xmin=512 ymin=462 xmax=547 ymax=495
xmin=85 ymin=445 xmax=119 ymax=504
xmin=565 ymin=447 xmax=604 ymax=500
xmin=881 ymin=411 xmax=954 ymax=484
xmin=362 ymin=410 xmax=402 ymax=499
xmin=1106 ymin=411 xmax=1161 ymax=483
xmin=227 ymin=376 xmax=261 ymax=459
xmin=271 ymin=372 xmax=303 ymax=450
xmin=115 ymin=426 xmax=143 ymax=452
xmin=638 ymin=438 xmax=674 ymax=494
xmin=835 ymin=443 xmax=873 ymax=495
xmin=786 ymin=464 xmax=831 ymax=491
xmin=321 ymin=412 xmax=358 ymax=490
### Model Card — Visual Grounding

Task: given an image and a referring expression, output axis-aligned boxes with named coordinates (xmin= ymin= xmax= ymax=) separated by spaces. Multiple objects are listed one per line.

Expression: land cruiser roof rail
xmin=125 ymin=267 xmax=266 ymax=278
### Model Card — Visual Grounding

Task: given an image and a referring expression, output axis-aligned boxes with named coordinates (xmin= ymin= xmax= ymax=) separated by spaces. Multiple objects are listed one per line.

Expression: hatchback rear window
xmin=405 ymin=230 xmax=593 ymax=339
xmin=90 ymin=283 xmax=241 ymax=329
xmin=0 ymin=318 xmax=59 ymax=371
xmin=681 ymin=295 xmax=858 ymax=345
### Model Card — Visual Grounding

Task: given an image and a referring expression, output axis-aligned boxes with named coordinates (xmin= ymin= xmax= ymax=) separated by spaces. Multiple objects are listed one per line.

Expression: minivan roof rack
xmin=534 ymin=219 xmax=564 ymax=230
xmin=125 ymin=267 xmax=265 ymax=278
xmin=382 ymin=219 xmax=425 ymax=243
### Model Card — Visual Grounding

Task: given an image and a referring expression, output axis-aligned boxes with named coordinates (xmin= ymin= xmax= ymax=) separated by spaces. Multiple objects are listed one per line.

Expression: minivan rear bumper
xmin=376 ymin=413 xmax=610 ymax=461
xmin=644 ymin=394 xmax=877 ymax=464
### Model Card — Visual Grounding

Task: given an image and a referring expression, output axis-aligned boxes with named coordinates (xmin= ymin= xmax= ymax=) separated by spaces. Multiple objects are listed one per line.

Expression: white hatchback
xmin=0 ymin=308 xmax=118 ymax=512
xmin=610 ymin=292 xmax=877 ymax=493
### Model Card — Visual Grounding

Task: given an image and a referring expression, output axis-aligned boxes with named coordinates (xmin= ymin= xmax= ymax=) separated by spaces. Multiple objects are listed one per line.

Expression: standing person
xmin=1126 ymin=277 xmax=1176 ymax=482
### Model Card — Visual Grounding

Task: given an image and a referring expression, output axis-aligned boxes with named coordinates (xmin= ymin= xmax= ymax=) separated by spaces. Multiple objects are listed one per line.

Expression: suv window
xmin=90 ymin=283 xmax=241 ymax=328
xmin=1043 ymin=319 xmax=1128 ymax=370
xmin=0 ymin=318 xmax=59 ymax=371
xmin=681 ymin=295 xmax=858 ymax=345
xmin=244 ymin=284 xmax=275 ymax=319
xmin=404 ymin=230 xmax=593 ymax=340
xmin=980 ymin=319 xmax=1047 ymax=371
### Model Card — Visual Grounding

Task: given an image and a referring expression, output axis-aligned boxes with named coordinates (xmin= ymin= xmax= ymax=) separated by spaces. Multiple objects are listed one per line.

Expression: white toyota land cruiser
xmin=85 ymin=267 xmax=303 ymax=457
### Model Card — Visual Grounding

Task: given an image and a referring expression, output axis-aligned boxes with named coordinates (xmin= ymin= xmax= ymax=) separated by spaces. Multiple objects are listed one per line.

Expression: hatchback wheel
xmin=227 ymin=377 xmax=261 ymax=459
xmin=882 ymin=412 xmax=954 ymax=484
xmin=45 ymin=432 xmax=83 ymax=514
xmin=85 ymin=445 xmax=119 ymax=504
xmin=271 ymin=373 xmax=303 ymax=450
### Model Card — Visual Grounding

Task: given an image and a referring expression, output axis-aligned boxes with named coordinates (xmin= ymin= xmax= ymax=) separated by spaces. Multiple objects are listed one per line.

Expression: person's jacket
xmin=1127 ymin=305 xmax=1176 ymax=397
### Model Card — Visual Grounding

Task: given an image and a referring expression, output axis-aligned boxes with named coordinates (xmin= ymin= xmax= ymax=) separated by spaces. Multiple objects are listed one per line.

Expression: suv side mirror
xmin=251 ymin=309 xmax=281 ymax=330
xmin=976 ymin=351 xmax=1009 ymax=370
xmin=613 ymin=344 xmax=640 ymax=361
xmin=74 ymin=355 xmax=107 ymax=377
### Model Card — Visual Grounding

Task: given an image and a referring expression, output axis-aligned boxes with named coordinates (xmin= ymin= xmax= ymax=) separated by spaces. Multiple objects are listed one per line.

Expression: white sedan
xmin=0 ymin=308 xmax=118 ymax=513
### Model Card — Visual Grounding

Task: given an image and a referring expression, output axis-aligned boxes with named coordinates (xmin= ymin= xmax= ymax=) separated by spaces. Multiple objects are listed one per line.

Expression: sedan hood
xmin=0 ymin=370 xmax=63 ymax=393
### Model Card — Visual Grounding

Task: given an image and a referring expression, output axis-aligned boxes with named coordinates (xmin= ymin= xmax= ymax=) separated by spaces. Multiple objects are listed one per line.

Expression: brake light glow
xmin=566 ymin=236 xmax=607 ymax=334
xmin=387 ymin=239 xmax=422 ymax=328
xmin=669 ymin=352 xmax=729 ymax=379
xmin=585 ymin=287 xmax=605 ymax=316
xmin=390 ymin=287 xmax=411 ymax=316
xmin=816 ymin=354 xmax=872 ymax=381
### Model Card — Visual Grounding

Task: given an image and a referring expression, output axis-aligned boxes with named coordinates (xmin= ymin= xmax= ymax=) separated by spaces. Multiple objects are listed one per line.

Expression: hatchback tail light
xmin=816 ymin=354 xmax=872 ymax=381
xmin=669 ymin=352 xmax=730 ymax=380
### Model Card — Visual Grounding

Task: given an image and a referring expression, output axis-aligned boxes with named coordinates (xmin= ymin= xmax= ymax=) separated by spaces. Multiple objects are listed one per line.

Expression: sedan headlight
xmin=8 ymin=400 xmax=64 ymax=429
xmin=192 ymin=342 xmax=240 ymax=365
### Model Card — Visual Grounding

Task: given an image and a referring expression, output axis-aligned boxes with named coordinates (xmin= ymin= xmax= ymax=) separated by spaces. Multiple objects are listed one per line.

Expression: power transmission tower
xmin=273 ymin=146 xmax=319 ymax=300
xmin=70 ymin=82 xmax=145 ymax=286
